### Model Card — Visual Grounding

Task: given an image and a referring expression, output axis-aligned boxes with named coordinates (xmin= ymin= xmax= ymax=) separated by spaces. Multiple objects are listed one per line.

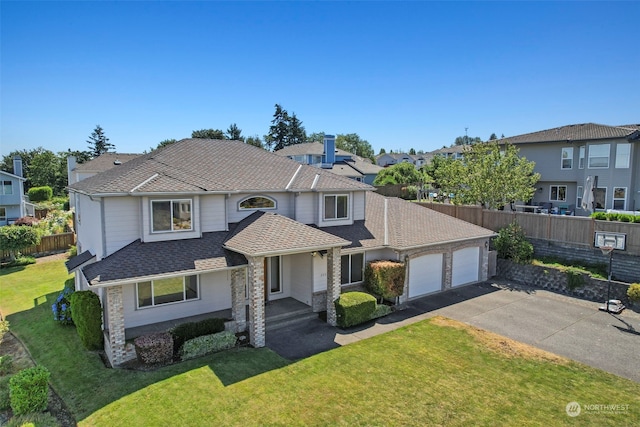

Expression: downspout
xmin=384 ymin=198 xmax=389 ymax=246
xmin=225 ymin=194 xmax=230 ymax=231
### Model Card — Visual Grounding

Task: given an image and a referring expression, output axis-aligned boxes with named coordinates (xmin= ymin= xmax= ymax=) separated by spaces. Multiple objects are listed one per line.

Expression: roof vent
xmin=113 ymin=160 xmax=122 ymax=165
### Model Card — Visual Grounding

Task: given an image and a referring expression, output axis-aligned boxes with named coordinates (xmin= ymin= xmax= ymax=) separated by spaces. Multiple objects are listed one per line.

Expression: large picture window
xmin=341 ymin=253 xmax=364 ymax=285
xmin=615 ymin=143 xmax=631 ymax=169
xmin=137 ymin=275 xmax=199 ymax=308
xmin=239 ymin=196 xmax=276 ymax=210
xmin=549 ymin=185 xmax=567 ymax=202
xmin=151 ymin=199 xmax=192 ymax=232
xmin=561 ymin=147 xmax=573 ymax=169
xmin=613 ymin=188 xmax=626 ymax=210
xmin=588 ymin=144 xmax=610 ymax=168
xmin=324 ymin=194 xmax=348 ymax=220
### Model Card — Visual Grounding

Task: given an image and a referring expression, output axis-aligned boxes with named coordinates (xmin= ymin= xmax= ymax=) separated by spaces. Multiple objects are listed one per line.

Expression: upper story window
xmin=239 ymin=196 xmax=276 ymax=210
xmin=588 ymin=144 xmax=610 ymax=168
xmin=549 ymin=185 xmax=567 ymax=202
xmin=324 ymin=194 xmax=349 ymax=220
xmin=561 ymin=147 xmax=573 ymax=169
xmin=615 ymin=143 xmax=631 ymax=168
xmin=578 ymin=146 xmax=585 ymax=169
xmin=137 ymin=275 xmax=199 ymax=308
xmin=151 ymin=199 xmax=192 ymax=233
xmin=1 ymin=180 xmax=13 ymax=195
xmin=292 ymin=155 xmax=306 ymax=163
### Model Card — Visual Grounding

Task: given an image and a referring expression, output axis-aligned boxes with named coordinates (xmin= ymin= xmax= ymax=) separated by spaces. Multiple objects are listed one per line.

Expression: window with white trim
xmin=341 ymin=253 xmax=364 ymax=285
xmin=1 ymin=181 xmax=13 ymax=195
xmin=615 ymin=143 xmax=631 ymax=168
xmin=588 ymin=144 xmax=610 ymax=168
xmin=576 ymin=186 xmax=583 ymax=208
xmin=137 ymin=275 xmax=199 ymax=308
xmin=613 ymin=187 xmax=626 ymax=210
xmin=239 ymin=196 xmax=276 ymax=210
xmin=561 ymin=147 xmax=573 ymax=169
xmin=578 ymin=146 xmax=585 ymax=169
xmin=324 ymin=194 xmax=349 ymax=220
xmin=549 ymin=185 xmax=567 ymax=202
xmin=151 ymin=199 xmax=192 ymax=232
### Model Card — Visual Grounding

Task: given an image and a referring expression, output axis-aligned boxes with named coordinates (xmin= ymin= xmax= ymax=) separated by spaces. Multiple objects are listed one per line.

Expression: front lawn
xmin=1 ymin=259 xmax=639 ymax=426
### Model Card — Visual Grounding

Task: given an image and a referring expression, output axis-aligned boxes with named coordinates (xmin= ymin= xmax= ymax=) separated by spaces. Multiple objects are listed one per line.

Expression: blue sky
xmin=1 ymin=1 xmax=638 ymax=157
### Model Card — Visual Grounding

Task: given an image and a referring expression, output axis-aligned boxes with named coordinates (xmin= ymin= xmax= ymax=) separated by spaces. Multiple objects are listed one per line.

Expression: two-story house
xmin=66 ymin=139 xmax=494 ymax=366
xmin=504 ymin=123 xmax=640 ymax=215
xmin=0 ymin=156 xmax=30 ymax=225
xmin=274 ymin=136 xmax=383 ymax=185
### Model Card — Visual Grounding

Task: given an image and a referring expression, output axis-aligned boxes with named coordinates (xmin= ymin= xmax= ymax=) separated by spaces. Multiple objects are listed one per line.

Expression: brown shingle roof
xmin=503 ymin=123 xmax=639 ymax=144
xmin=74 ymin=153 xmax=142 ymax=173
xmin=274 ymin=142 xmax=353 ymax=157
xmin=69 ymin=139 xmax=371 ymax=195
xmin=224 ymin=211 xmax=349 ymax=256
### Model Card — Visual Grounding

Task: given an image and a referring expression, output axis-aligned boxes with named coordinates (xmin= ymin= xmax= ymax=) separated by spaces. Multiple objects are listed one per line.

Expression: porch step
xmin=266 ymin=308 xmax=318 ymax=331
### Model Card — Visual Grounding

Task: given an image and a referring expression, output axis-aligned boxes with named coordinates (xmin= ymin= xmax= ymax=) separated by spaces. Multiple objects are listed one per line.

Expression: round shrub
xmin=334 ymin=292 xmax=377 ymax=328
xmin=628 ymin=283 xmax=640 ymax=302
xmin=9 ymin=366 xmax=50 ymax=416
xmin=69 ymin=291 xmax=103 ymax=350
xmin=493 ymin=221 xmax=533 ymax=264
xmin=27 ymin=186 xmax=53 ymax=202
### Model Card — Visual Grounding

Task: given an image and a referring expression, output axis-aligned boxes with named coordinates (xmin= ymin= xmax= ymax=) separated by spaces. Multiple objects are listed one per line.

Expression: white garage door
xmin=452 ymin=247 xmax=480 ymax=287
xmin=409 ymin=253 xmax=443 ymax=298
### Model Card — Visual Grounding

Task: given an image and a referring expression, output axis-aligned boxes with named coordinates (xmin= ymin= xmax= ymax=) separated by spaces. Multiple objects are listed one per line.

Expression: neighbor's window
xmin=588 ymin=144 xmax=610 ymax=168
xmin=137 ymin=275 xmax=199 ymax=308
xmin=239 ymin=196 xmax=276 ymax=210
xmin=0 ymin=207 xmax=6 ymax=221
xmin=615 ymin=143 xmax=631 ymax=169
xmin=576 ymin=185 xmax=583 ymax=208
xmin=2 ymin=181 xmax=12 ymax=195
xmin=578 ymin=146 xmax=585 ymax=169
xmin=594 ymin=188 xmax=607 ymax=210
xmin=151 ymin=199 xmax=192 ymax=232
xmin=561 ymin=147 xmax=573 ymax=169
xmin=549 ymin=185 xmax=567 ymax=202
xmin=324 ymin=195 xmax=349 ymax=220
xmin=613 ymin=187 xmax=626 ymax=210
xmin=341 ymin=253 xmax=364 ymax=285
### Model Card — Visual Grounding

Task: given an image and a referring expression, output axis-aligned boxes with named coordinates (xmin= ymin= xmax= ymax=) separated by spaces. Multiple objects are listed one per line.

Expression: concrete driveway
xmin=266 ymin=281 xmax=640 ymax=383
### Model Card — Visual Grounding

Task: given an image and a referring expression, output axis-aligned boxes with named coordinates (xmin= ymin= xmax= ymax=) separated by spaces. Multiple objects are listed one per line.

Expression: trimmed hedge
xmin=170 ymin=317 xmax=225 ymax=353
xmin=134 ymin=332 xmax=173 ymax=365
xmin=364 ymin=260 xmax=405 ymax=300
xmin=628 ymin=283 xmax=640 ymax=302
xmin=335 ymin=292 xmax=377 ymax=328
xmin=69 ymin=291 xmax=103 ymax=350
xmin=27 ymin=186 xmax=53 ymax=202
xmin=9 ymin=366 xmax=50 ymax=416
xmin=181 ymin=331 xmax=237 ymax=361
xmin=369 ymin=304 xmax=392 ymax=320
xmin=591 ymin=211 xmax=640 ymax=223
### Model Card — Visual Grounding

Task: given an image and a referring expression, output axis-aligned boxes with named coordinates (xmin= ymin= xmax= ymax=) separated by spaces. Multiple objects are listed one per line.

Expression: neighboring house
xmin=66 ymin=139 xmax=494 ymax=366
xmin=274 ymin=136 xmax=383 ymax=185
xmin=0 ymin=156 xmax=31 ymax=225
xmin=502 ymin=123 xmax=640 ymax=215
xmin=376 ymin=152 xmax=417 ymax=167
xmin=427 ymin=145 xmax=466 ymax=161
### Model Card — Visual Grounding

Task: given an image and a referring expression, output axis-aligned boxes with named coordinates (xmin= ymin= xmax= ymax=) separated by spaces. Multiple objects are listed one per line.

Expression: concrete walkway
xmin=266 ymin=281 xmax=640 ymax=383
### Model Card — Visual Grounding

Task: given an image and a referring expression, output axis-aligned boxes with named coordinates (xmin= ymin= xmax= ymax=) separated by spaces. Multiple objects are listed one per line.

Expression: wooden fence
xmin=1 ymin=232 xmax=75 ymax=260
xmin=417 ymin=203 xmax=640 ymax=256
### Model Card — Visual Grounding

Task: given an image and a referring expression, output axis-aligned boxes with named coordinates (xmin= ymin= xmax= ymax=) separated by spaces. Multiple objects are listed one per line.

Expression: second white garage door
xmin=408 ymin=253 xmax=443 ymax=298
xmin=452 ymin=247 xmax=480 ymax=287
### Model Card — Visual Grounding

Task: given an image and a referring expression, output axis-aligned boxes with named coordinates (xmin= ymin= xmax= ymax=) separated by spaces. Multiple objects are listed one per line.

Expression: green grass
xmin=2 ymin=259 xmax=639 ymax=426
xmin=533 ymin=256 xmax=608 ymax=279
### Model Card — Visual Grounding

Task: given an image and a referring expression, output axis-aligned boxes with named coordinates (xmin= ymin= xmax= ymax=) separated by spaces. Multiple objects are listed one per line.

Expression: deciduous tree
xmin=336 ymin=133 xmax=374 ymax=161
xmin=373 ymin=162 xmax=425 ymax=186
xmin=0 ymin=225 xmax=41 ymax=261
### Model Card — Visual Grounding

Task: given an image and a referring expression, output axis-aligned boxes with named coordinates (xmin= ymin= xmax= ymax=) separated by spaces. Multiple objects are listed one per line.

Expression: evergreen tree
xmin=192 ymin=129 xmax=225 ymax=139
xmin=245 ymin=135 xmax=264 ymax=149
xmin=226 ymin=123 xmax=243 ymax=141
xmin=264 ymin=104 xmax=291 ymax=151
xmin=287 ymin=113 xmax=307 ymax=146
xmin=378 ymin=148 xmax=386 ymax=154
xmin=489 ymin=133 xmax=498 ymax=141
xmin=87 ymin=125 xmax=114 ymax=157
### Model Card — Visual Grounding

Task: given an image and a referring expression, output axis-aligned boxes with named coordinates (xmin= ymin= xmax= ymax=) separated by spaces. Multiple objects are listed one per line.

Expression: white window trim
xmin=150 ymin=199 xmax=193 ymax=233
xmin=549 ymin=185 xmax=567 ymax=202
xmin=615 ymin=143 xmax=631 ymax=169
xmin=238 ymin=195 xmax=277 ymax=211
xmin=576 ymin=185 xmax=583 ymax=208
xmin=561 ymin=147 xmax=573 ymax=170
xmin=613 ymin=187 xmax=627 ymax=210
xmin=323 ymin=194 xmax=350 ymax=221
xmin=341 ymin=252 xmax=365 ymax=285
xmin=578 ymin=146 xmax=585 ymax=169
xmin=1 ymin=180 xmax=13 ymax=195
xmin=136 ymin=275 xmax=200 ymax=309
xmin=587 ymin=144 xmax=610 ymax=169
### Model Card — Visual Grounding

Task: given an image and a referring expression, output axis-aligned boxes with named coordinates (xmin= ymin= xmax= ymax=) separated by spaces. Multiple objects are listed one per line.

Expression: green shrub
xmin=591 ymin=212 xmax=607 ymax=220
xmin=170 ymin=317 xmax=225 ymax=353
xmin=493 ymin=221 xmax=533 ymax=264
xmin=9 ymin=366 xmax=50 ymax=416
xmin=67 ymin=245 xmax=77 ymax=258
xmin=0 ymin=375 xmax=11 ymax=410
xmin=134 ymin=332 xmax=173 ymax=365
xmin=0 ymin=319 xmax=9 ymax=335
xmin=181 ymin=331 xmax=237 ymax=361
xmin=633 ymin=215 xmax=640 ymax=224
xmin=6 ymin=412 xmax=60 ymax=427
xmin=4 ymin=256 xmax=37 ymax=267
xmin=565 ymin=268 xmax=585 ymax=290
xmin=369 ymin=304 xmax=392 ymax=320
xmin=335 ymin=292 xmax=377 ymax=328
xmin=401 ymin=185 xmax=418 ymax=200
xmin=364 ymin=260 xmax=405 ymax=301
xmin=69 ymin=291 xmax=103 ymax=350
xmin=0 ymin=355 xmax=14 ymax=376
xmin=606 ymin=212 xmax=619 ymax=221
xmin=628 ymin=284 xmax=640 ymax=302
xmin=618 ymin=214 xmax=633 ymax=223
xmin=27 ymin=187 xmax=53 ymax=203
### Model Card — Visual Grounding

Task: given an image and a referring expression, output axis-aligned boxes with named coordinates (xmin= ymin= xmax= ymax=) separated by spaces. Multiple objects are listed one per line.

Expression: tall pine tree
xmin=87 ymin=125 xmax=115 ymax=157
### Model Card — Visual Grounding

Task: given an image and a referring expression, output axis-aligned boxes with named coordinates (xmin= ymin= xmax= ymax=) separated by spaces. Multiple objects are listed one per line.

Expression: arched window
xmin=239 ymin=196 xmax=276 ymax=210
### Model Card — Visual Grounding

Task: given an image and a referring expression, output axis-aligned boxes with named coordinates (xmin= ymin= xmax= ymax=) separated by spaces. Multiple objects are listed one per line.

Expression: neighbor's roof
xmin=224 ymin=211 xmax=349 ymax=257
xmin=502 ymin=123 xmax=640 ymax=145
xmin=0 ymin=170 xmax=26 ymax=181
xmin=328 ymin=162 xmax=363 ymax=178
xmin=274 ymin=142 xmax=353 ymax=157
xmin=82 ymin=232 xmax=247 ymax=286
xmin=73 ymin=153 xmax=142 ymax=173
xmin=68 ymin=139 xmax=372 ymax=195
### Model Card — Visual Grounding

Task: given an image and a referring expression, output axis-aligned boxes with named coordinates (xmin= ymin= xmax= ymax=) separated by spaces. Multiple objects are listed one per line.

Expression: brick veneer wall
xmin=497 ymin=259 xmax=632 ymax=304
